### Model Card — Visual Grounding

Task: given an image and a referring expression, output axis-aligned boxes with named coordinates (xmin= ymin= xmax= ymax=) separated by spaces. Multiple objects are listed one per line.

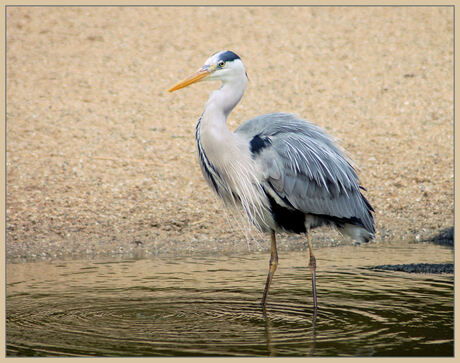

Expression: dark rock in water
xmin=429 ymin=227 xmax=454 ymax=246
xmin=372 ymin=263 xmax=453 ymax=274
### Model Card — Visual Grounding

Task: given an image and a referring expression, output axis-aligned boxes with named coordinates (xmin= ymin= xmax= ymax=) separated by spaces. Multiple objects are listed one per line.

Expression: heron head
xmin=168 ymin=50 xmax=247 ymax=92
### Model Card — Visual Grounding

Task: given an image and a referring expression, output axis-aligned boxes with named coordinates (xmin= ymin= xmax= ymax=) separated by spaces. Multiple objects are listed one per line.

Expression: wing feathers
xmin=235 ymin=113 xmax=374 ymax=233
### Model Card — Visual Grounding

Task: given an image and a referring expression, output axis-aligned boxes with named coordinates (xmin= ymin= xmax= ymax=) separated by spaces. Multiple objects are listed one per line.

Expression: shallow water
xmin=7 ymin=241 xmax=453 ymax=357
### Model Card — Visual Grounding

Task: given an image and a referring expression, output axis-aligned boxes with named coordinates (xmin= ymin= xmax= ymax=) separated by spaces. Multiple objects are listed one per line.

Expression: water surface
xmin=7 ymin=241 xmax=453 ymax=356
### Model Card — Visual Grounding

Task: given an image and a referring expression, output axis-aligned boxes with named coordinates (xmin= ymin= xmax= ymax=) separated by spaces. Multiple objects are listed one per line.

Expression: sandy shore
xmin=6 ymin=6 xmax=453 ymax=261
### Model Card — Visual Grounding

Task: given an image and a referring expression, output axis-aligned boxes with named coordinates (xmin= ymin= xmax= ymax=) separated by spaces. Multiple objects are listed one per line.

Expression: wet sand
xmin=6 ymin=6 xmax=453 ymax=261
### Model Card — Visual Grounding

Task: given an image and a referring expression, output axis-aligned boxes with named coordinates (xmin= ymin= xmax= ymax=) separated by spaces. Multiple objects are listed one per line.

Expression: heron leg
xmin=307 ymin=232 xmax=318 ymax=310
xmin=261 ymin=231 xmax=278 ymax=306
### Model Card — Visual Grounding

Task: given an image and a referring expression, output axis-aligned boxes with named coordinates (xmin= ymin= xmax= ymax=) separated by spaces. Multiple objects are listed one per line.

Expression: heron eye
xmin=218 ymin=60 xmax=225 ymax=68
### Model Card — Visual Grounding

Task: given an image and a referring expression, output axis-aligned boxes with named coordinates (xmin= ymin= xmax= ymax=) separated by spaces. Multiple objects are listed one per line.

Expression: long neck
xmin=195 ymin=76 xmax=270 ymax=230
xmin=201 ymin=76 xmax=247 ymax=128
xmin=196 ymin=77 xmax=247 ymax=171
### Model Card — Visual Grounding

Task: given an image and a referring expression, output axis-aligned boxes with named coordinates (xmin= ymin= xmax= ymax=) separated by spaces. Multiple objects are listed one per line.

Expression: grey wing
xmin=235 ymin=113 xmax=374 ymax=234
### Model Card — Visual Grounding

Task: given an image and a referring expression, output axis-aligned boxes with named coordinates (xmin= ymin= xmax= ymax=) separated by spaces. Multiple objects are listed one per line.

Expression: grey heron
xmin=168 ymin=50 xmax=375 ymax=309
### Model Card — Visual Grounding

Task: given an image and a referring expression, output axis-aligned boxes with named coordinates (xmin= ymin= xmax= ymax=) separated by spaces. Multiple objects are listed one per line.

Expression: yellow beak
xmin=168 ymin=67 xmax=212 ymax=92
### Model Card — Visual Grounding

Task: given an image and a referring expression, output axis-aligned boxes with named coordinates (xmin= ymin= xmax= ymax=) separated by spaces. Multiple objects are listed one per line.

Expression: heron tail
xmin=339 ymin=223 xmax=375 ymax=244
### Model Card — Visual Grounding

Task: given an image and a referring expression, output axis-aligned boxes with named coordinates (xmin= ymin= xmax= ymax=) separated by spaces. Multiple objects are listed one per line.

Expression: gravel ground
xmin=6 ymin=6 xmax=453 ymax=261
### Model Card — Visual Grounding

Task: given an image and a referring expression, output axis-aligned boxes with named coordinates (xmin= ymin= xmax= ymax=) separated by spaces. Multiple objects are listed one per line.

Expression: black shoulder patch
xmin=218 ymin=50 xmax=241 ymax=63
xmin=250 ymin=134 xmax=271 ymax=156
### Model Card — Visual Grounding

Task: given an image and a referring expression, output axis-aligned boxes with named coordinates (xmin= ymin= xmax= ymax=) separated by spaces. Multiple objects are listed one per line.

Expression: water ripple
xmin=7 ymin=242 xmax=453 ymax=356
